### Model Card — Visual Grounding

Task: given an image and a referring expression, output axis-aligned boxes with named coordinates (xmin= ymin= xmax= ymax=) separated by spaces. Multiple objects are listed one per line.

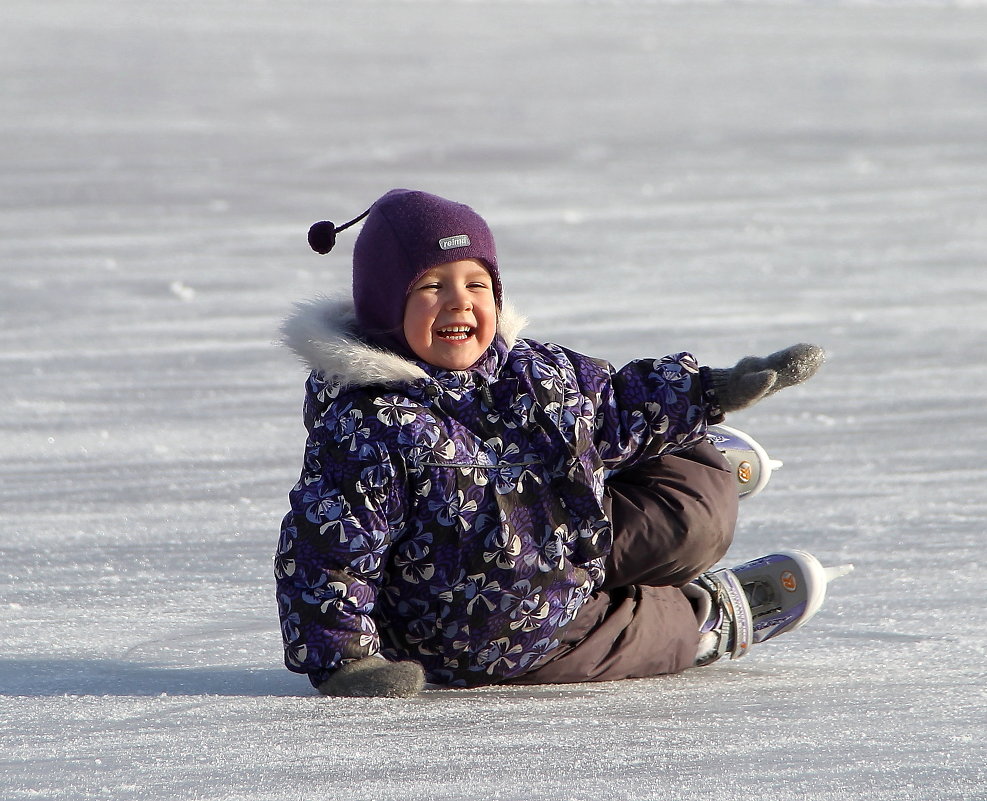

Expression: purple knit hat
xmin=310 ymin=189 xmax=501 ymax=357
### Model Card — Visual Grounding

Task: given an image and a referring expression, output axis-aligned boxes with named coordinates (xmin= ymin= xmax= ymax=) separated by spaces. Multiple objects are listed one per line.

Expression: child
xmin=276 ymin=188 xmax=828 ymax=697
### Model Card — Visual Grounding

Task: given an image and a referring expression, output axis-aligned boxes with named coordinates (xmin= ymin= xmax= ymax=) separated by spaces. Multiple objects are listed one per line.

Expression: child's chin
xmin=429 ymin=345 xmax=483 ymax=371
xmin=435 ymin=355 xmax=479 ymax=371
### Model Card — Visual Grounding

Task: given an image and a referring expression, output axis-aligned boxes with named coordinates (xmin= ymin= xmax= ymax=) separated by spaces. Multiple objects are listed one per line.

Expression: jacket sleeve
xmin=553 ymin=344 xmax=719 ymax=470
xmin=275 ymin=381 xmax=407 ymax=687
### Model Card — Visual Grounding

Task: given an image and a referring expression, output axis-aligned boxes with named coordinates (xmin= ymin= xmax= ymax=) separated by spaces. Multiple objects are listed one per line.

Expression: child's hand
xmin=316 ymin=656 xmax=425 ymax=698
xmin=710 ymin=344 xmax=825 ymax=413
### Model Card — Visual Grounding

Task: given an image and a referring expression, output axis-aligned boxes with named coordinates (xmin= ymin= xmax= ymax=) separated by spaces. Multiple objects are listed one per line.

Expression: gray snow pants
xmin=511 ymin=439 xmax=738 ymax=684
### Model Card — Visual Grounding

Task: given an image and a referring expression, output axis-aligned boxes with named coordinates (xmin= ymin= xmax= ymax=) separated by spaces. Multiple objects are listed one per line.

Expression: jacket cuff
xmin=307 ymin=668 xmax=331 ymax=689
xmin=699 ymin=366 xmax=725 ymax=424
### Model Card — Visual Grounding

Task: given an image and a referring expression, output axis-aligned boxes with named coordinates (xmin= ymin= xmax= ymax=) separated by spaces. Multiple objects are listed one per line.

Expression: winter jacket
xmin=275 ymin=297 xmax=723 ymax=688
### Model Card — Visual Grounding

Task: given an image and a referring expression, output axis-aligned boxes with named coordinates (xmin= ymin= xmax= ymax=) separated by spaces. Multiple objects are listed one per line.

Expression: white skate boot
xmin=690 ymin=550 xmax=853 ymax=666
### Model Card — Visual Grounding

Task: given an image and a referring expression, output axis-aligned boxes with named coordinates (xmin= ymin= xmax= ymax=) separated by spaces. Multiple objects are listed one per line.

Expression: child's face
xmin=403 ymin=259 xmax=498 ymax=371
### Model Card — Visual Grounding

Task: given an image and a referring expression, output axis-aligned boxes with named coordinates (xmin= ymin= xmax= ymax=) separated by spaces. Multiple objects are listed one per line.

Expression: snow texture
xmin=2 ymin=1 xmax=986 ymax=799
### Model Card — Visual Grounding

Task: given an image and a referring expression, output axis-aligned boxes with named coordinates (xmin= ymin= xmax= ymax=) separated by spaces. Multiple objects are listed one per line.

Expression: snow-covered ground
xmin=2 ymin=1 xmax=986 ymax=799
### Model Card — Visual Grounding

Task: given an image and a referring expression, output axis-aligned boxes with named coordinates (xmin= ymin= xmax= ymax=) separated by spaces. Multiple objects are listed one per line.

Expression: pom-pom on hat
xmin=309 ymin=188 xmax=501 ymax=358
xmin=308 ymin=207 xmax=371 ymax=255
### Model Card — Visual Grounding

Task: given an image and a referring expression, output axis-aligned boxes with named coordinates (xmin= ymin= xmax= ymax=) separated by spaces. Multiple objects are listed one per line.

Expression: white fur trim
xmin=498 ymin=302 xmax=526 ymax=350
xmin=279 ymin=295 xmax=527 ymax=389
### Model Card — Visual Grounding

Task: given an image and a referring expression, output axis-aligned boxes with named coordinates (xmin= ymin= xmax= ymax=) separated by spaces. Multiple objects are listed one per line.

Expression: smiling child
xmin=276 ymin=188 xmax=827 ymax=696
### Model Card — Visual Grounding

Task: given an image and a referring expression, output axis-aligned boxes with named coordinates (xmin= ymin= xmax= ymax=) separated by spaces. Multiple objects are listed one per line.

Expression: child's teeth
xmin=439 ymin=326 xmax=471 ymax=339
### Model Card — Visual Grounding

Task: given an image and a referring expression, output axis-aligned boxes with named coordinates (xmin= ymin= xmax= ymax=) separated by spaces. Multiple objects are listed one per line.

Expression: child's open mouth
xmin=435 ymin=325 xmax=474 ymax=342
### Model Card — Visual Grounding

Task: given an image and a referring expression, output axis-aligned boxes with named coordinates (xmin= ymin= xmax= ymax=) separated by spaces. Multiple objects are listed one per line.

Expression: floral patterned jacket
xmin=276 ymin=297 xmax=721 ymax=687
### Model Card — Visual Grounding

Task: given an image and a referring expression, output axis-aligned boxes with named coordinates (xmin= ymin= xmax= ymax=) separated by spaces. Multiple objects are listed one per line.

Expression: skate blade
xmin=824 ymin=563 xmax=854 ymax=583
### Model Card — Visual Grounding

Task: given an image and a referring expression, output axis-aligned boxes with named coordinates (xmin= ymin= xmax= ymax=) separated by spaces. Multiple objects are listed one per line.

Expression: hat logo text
xmin=438 ymin=234 xmax=471 ymax=250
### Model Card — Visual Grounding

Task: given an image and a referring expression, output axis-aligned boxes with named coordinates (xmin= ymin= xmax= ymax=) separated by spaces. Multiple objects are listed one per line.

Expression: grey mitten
xmin=710 ymin=343 xmax=825 ymax=413
xmin=317 ymin=657 xmax=425 ymax=698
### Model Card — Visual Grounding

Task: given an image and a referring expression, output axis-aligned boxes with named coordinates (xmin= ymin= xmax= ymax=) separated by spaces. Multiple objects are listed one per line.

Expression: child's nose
xmin=447 ymin=287 xmax=473 ymax=310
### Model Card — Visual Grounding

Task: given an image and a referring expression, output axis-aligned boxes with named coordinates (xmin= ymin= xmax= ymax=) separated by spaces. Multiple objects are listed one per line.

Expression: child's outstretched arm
xmin=556 ymin=341 xmax=824 ymax=469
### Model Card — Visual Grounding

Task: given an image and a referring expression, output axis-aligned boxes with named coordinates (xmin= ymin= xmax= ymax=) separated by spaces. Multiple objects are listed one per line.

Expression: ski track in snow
xmin=2 ymin=2 xmax=986 ymax=799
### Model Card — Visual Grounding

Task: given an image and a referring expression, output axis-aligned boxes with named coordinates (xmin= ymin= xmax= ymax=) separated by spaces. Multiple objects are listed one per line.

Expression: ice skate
xmin=691 ymin=550 xmax=853 ymax=666
xmin=707 ymin=424 xmax=783 ymax=499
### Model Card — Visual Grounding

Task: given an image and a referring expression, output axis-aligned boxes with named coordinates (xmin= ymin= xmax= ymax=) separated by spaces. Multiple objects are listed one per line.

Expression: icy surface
xmin=2 ymin=2 xmax=986 ymax=799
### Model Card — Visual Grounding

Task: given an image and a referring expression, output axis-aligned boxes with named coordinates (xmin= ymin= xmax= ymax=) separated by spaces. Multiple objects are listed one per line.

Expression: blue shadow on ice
xmin=0 ymin=658 xmax=304 ymax=697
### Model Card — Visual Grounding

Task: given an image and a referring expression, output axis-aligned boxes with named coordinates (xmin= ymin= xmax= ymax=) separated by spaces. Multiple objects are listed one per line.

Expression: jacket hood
xmin=280 ymin=295 xmax=527 ymax=389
